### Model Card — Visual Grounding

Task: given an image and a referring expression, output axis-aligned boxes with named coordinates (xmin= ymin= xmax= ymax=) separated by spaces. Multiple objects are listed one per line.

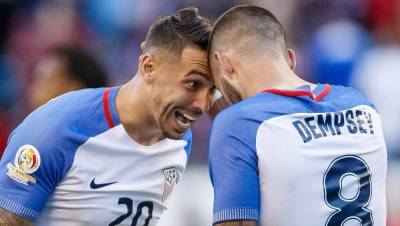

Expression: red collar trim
xmin=263 ymin=84 xmax=331 ymax=102
xmin=102 ymin=88 xmax=115 ymax=128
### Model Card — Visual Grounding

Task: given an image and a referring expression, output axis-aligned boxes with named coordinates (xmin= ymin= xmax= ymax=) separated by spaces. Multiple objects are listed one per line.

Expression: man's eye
xmin=186 ymin=81 xmax=200 ymax=90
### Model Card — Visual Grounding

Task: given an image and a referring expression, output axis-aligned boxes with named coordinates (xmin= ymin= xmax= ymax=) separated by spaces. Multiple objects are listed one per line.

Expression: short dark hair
xmin=50 ymin=45 xmax=108 ymax=88
xmin=209 ymin=5 xmax=287 ymax=57
xmin=143 ymin=7 xmax=212 ymax=56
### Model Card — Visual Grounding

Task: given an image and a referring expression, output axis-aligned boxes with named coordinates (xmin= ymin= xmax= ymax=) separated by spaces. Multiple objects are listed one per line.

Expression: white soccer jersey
xmin=0 ymin=87 xmax=192 ymax=226
xmin=209 ymin=84 xmax=387 ymax=226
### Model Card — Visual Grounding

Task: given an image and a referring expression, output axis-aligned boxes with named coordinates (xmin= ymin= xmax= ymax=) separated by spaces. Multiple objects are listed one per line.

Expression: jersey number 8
xmin=323 ymin=155 xmax=373 ymax=226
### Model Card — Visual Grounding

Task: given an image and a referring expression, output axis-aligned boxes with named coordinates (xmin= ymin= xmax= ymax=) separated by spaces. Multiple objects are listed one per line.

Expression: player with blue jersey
xmin=0 ymin=7 xmax=215 ymax=226
xmin=208 ymin=6 xmax=387 ymax=226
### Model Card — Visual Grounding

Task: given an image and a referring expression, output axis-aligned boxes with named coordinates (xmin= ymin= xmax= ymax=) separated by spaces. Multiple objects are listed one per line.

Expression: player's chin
xmin=160 ymin=117 xmax=189 ymax=140
xmin=161 ymin=126 xmax=187 ymax=140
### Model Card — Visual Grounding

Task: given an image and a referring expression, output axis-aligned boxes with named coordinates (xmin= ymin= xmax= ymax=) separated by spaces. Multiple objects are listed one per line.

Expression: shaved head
xmin=208 ymin=5 xmax=287 ymax=58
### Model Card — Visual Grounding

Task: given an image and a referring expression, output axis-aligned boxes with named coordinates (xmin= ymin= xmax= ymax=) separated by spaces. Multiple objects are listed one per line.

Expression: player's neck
xmin=116 ymin=77 xmax=165 ymax=146
xmin=243 ymin=58 xmax=314 ymax=97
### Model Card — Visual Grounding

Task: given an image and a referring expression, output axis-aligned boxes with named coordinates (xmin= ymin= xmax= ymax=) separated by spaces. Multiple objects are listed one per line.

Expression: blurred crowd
xmin=0 ymin=0 xmax=399 ymax=225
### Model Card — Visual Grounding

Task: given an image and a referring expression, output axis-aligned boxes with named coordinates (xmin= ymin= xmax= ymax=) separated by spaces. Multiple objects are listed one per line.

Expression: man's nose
xmin=192 ymin=90 xmax=212 ymax=113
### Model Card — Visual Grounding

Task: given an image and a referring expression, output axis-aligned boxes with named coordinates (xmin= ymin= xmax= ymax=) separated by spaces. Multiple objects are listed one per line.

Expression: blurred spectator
xmin=352 ymin=46 xmax=400 ymax=157
xmin=351 ymin=1 xmax=400 ymax=223
xmin=308 ymin=19 xmax=371 ymax=86
xmin=351 ymin=0 xmax=400 ymax=158
xmin=29 ymin=45 xmax=108 ymax=110
xmin=0 ymin=111 xmax=12 ymax=159
xmin=290 ymin=0 xmax=371 ymax=86
xmin=0 ymin=56 xmax=18 ymax=158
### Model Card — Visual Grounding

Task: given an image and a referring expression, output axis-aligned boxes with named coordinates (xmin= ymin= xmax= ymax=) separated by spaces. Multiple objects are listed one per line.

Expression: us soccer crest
xmin=7 ymin=144 xmax=41 ymax=185
xmin=162 ymin=167 xmax=178 ymax=202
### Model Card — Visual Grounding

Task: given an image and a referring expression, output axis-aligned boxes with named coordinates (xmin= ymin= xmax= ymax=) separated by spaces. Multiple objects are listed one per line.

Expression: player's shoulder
xmin=39 ymin=88 xmax=105 ymax=115
xmin=211 ymin=95 xmax=278 ymax=140
xmin=327 ymin=84 xmax=376 ymax=110
xmin=10 ymin=88 xmax=111 ymax=148
xmin=27 ymin=88 xmax=105 ymax=127
xmin=0 ymin=88 xmax=112 ymax=197
xmin=330 ymin=85 xmax=371 ymax=101
xmin=3 ymin=88 xmax=114 ymax=169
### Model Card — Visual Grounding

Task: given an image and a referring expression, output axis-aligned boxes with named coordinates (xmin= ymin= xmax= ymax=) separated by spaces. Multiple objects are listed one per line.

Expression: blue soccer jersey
xmin=0 ymin=87 xmax=192 ymax=226
xmin=209 ymin=84 xmax=387 ymax=226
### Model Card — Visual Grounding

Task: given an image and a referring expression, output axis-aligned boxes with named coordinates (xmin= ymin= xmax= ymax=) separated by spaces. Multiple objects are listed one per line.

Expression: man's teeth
xmin=177 ymin=119 xmax=190 ymax=128
xmin=182 ymin=113 xmax=197 ymax=121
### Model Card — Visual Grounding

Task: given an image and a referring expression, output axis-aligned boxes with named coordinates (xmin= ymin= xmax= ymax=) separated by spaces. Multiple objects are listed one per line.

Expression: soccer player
xmin=0 ymin=7 xmax=214 ymax=226
xmin=208 ymin=5 xmax=387 ymax=226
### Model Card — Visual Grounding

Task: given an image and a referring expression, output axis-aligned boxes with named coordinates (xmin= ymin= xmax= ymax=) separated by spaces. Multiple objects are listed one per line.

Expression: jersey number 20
xmin=108 ymin=198 xmax=153 ymax=226
xmin=323 ymin=155 xmax=373 ymax=226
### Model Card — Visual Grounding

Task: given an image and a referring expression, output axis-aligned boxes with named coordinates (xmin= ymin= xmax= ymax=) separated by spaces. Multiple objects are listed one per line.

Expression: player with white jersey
xmin=207 ymin=6 xmax=387 ymax=226
xmin=0 ymin=7 xmax=215 ymax=226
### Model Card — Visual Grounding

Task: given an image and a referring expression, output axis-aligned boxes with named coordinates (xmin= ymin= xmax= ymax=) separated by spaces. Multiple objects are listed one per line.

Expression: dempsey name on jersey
xmin=292 ymin=108 xmax=375 ymax=143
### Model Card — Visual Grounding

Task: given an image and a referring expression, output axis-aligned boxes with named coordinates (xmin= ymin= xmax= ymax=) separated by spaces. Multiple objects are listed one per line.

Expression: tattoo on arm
xmin=0 ymin=208 xmax=32 ymax=226
xmin=214 ymin=220 xmax=257 ymax=226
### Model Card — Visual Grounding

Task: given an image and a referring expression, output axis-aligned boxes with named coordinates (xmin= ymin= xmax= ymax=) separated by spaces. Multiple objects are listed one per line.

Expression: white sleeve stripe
xmin=213 ymin=208 xmax=259 ymax=224
xmin=0 ymin=196 xmax=39 ymax=221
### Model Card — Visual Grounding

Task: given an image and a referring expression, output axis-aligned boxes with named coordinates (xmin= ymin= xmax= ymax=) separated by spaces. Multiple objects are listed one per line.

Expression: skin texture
xmin=215 ymin=220 xmax=257 ymax=226
xmin=220 ymin=76 xmax=243 ymax=105
xmin=116 ymin=46 xmax=215 ymax=145
xmin=0 ymin=208 xmax=32 ymax=226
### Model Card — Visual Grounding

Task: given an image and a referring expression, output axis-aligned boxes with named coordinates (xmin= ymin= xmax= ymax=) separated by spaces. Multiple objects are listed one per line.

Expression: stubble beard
xmin=220 ymin=78 xmax=243 ymax=105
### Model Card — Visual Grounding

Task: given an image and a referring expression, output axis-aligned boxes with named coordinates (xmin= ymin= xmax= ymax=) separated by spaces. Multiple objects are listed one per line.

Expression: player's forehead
xmin=179 ymin=46 xmax=211 ymax=77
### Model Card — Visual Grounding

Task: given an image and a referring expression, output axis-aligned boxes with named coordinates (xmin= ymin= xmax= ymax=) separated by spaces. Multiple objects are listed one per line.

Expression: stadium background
xmin=0 ymin=0 xmax=399 ymax=225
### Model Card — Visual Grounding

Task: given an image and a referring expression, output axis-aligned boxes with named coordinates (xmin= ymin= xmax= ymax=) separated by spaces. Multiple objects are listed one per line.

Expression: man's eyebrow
xmin=185 ymin=69 xmax=211 ymax=82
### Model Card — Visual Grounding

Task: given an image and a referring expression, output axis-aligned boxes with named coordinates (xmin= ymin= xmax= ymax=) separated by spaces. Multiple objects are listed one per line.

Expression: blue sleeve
xmin=348 ymin=86 xmax=377 ymax=110
xmin=0 ymin=89 xmax=104 ymax=221
xmin=0 ymin=122 xmax=73 ymax=221
xmin=208 ymin=107 xmax=260 ymax=224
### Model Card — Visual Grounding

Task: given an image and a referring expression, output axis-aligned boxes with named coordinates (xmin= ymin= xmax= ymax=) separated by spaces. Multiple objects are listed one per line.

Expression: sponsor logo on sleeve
xmin=162 ymin=167 xmax=179 ymax=202
xmin=7 ymin=145 xmax=41 ymax=185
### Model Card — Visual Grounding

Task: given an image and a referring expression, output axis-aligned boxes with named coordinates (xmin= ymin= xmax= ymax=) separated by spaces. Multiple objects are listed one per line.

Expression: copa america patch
xmin=7 ymin=144 xmax=41 ymax=185
xmin=162 ymin=167 xmax=178 ymax=202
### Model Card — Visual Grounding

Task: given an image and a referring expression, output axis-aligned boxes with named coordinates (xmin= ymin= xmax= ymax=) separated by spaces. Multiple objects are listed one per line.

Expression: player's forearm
xmin=0 ymin=208 xmax=32 ymax=226
xmin=214 ymin=220 xmax=257 ymax=226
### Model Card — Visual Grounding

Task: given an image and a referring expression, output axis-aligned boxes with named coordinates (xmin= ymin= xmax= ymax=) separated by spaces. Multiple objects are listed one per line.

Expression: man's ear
xmin=139 ymin=53 xmax=155 ymax=84
xmin=287 ymin=48 xmax=297 ymax=71
xmin=214 ymin=52 xmax=234 ymax=78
